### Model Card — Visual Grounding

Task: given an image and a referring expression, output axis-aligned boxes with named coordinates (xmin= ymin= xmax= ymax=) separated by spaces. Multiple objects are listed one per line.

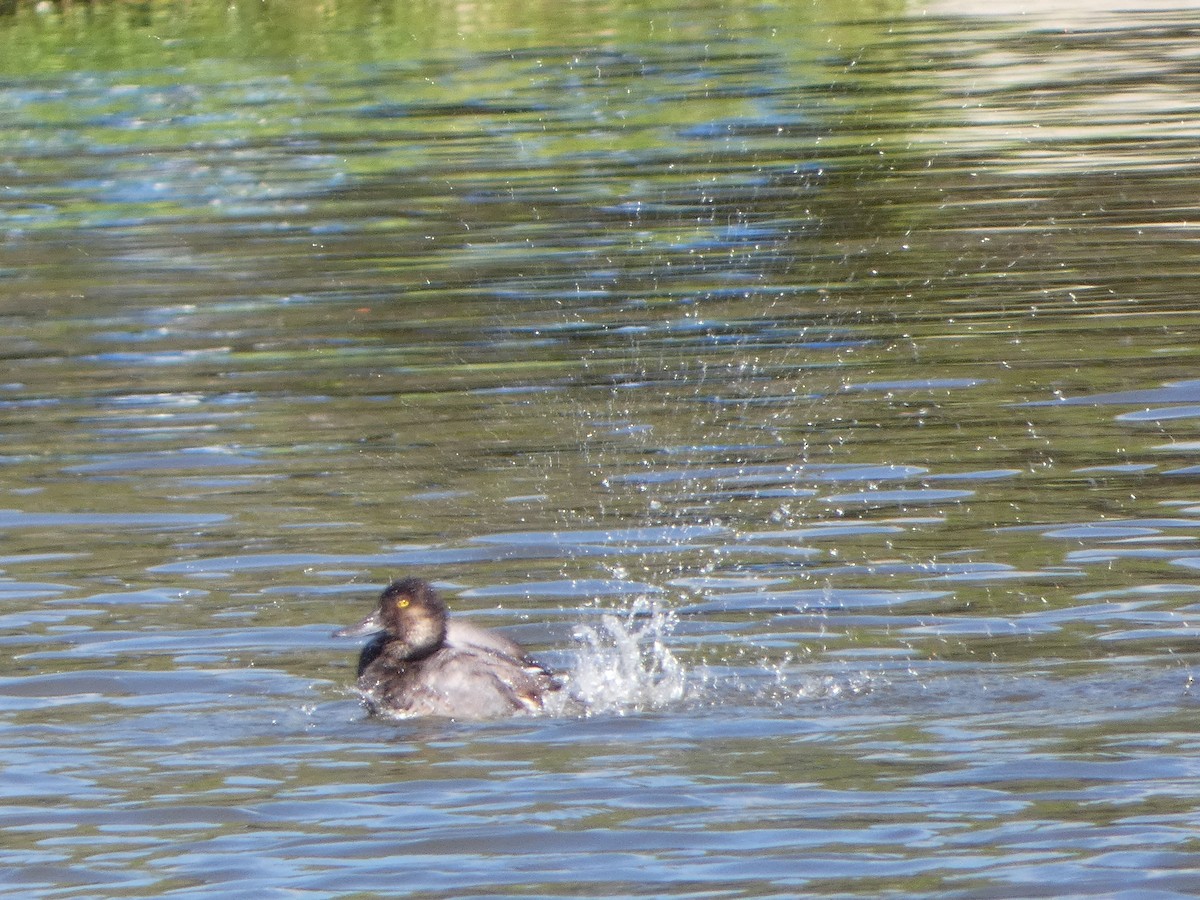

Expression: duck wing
xmin=445 ymin=620 xmax=562 ymax=687
xmin=444 ymin=620 xmax=528 ymax=660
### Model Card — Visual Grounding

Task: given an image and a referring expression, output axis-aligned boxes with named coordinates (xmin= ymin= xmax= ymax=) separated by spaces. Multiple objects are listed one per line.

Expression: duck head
xmin=334 ymin=577 xmax=448 ymax=658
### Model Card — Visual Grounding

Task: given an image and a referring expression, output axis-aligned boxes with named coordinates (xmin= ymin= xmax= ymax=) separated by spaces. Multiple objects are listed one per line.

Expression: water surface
xmin=4 ymin=0 xmax=1200 ymax=896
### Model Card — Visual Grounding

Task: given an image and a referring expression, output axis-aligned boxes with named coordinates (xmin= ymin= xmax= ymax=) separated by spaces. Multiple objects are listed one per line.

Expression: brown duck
xmin=334 ymin=577 xmax=558 ymax=719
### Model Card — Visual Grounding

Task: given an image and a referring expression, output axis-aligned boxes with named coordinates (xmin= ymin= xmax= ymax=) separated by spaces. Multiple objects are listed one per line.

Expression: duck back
xmin=359 ymin=644 xmax=554 ymax=719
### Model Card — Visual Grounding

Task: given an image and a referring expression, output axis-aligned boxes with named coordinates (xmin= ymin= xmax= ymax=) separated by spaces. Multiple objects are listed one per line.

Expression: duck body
xmin=335 ymin=577 xmax=556 ymax=720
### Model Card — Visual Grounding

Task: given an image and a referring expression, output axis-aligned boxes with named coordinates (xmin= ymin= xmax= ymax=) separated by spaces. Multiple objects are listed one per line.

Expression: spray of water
xmin=715 ymin=657 xmax=879 ymax=707
xmin=541 ymin=596 xmax=883 ymax=718
xmin=551 ymin=599 xmax=687 ymax=716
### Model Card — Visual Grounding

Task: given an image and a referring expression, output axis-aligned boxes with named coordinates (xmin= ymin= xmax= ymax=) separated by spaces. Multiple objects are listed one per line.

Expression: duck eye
xmin=396 ymin=597 xmax=410 ymax=609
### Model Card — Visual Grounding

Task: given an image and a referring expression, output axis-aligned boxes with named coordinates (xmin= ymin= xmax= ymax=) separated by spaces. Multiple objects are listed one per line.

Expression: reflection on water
xmin=4 ymin=0 xmax=1200 ymax=896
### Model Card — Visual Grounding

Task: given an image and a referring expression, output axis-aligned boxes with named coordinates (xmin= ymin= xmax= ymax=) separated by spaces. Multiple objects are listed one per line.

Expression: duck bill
xmin=333 ymin=608 xmax=384 ymax=638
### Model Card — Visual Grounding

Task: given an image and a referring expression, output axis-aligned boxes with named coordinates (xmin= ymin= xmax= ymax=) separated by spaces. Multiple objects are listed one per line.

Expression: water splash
xmin=555 ymin=599 xmax=687 ymax=716
xmin=715 ymin=661 xmax=879 ymax=707
xmin=545 ymin=599 xmax=881 ymax=718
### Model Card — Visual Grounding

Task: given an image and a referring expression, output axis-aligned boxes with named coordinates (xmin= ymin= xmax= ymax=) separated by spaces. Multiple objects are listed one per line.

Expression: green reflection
xmin=0 ymin=0 xmax=905 ymax=73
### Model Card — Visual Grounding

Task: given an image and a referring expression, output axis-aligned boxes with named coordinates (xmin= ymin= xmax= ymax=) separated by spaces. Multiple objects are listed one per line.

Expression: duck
xmin=333 ymin=577 xmax=558 ymax=719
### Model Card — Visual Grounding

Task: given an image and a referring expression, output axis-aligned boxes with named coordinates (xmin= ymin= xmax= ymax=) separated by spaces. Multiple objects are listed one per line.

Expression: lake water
xmin=5 ymin=0 xmax=1200 ymax=895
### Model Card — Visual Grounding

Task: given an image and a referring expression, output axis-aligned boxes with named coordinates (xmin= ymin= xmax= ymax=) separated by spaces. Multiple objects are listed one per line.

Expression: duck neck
xmin=388 ymin=614 xmax=446 ymax=663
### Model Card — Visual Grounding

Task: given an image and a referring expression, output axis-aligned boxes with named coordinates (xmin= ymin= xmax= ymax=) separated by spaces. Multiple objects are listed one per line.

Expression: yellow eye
xmin=396 ymin=598 xmax=410 ymax=609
